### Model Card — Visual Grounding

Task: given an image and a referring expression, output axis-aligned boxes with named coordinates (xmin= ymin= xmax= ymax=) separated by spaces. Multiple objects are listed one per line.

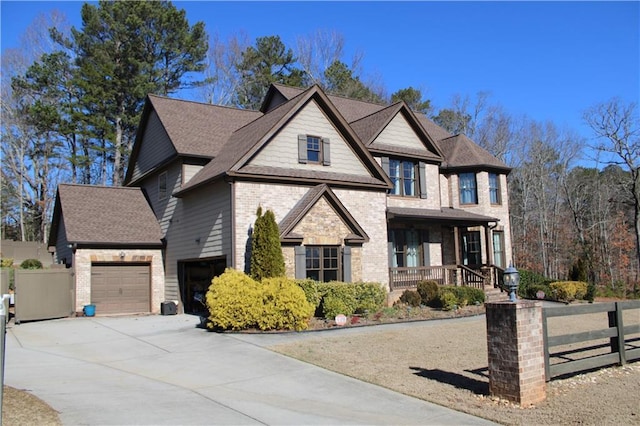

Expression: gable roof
xmin=48 ymin=184 xmax=163 ymax=247
xmin=124 ymin=95 xmax=261 ymax=184
xmin=175 ymin=85 xmax=392 ymax=196
xmin=437 ymin=134 xmax=511 ymax=172
xmin=349 ymin=102 xmax=444 ymax=162
xmin=279 ymin=184 xmax=369 ymax=244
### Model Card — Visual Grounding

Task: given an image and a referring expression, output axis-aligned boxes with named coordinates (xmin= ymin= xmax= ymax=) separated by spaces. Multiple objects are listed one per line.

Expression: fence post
xmin=614 ymin=302 xmax=626 ymax=365
xmin=608 ymin=307 xmax=620 ymax=355
xmin=486 ymin=300 xmax=546 ymax=406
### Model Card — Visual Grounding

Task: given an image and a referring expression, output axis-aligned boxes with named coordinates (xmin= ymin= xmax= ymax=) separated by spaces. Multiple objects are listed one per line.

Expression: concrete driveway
xmin=5 ymin=314 xmax=494 ymax=425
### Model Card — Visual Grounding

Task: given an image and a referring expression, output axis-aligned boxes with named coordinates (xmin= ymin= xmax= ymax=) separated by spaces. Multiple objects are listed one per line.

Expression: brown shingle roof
xmin=176 ymin=85 xmax=392 ymax=196
xmin=437 ymin=134 xmax=510 ymax=171
xmin=387 ymin=207 xmax=499 ymax=224
xmin=148 ymin=94 xmax=261 ymax=158
xmin=349 ymin=103 xmax=401 ymax=145
xmin=51 ymin=184 xmax=162 ymax=246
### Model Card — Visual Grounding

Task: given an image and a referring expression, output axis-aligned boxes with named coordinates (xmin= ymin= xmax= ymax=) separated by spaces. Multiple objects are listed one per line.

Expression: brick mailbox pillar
xmin=485 ymin=301 xmax=546 ymax=406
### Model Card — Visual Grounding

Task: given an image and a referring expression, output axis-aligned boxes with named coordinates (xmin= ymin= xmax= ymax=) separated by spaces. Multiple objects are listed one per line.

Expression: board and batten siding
xmin=163 ymin=180 xmax=232 ymax=302
xmin=248 ymin=100 xmax=371 ymax=177
xmin=374 ymin=113 xmax=432 ymax=153
xmin=131 ymin=110 xmax=177 ymax=182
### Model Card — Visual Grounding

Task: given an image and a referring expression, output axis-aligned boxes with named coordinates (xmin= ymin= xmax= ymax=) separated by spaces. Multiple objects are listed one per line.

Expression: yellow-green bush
xmin=353 ymin=282 xmax=386 ymax=313
xmin=206 ymin=269 xmax=262 ymax=330
xmin=550 ymin=281 xmax=589 ymax=302
xmin=259 ymin=277 xmax=314 ymax=331
xmin=0 ymin=258 xmax=14 ymax=268
xmin=321 ymin=282 xmax=358 ymax=318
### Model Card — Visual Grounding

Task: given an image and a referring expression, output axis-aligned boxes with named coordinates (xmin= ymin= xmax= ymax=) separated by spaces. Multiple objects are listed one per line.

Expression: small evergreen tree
xmin=250 ymin=207 xmax=285 ymax=280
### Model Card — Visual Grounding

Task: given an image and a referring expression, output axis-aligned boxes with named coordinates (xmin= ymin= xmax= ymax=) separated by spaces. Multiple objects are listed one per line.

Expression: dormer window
xmin=298 ymin=134 xmax=330 ymax=165
xmin=459 ymin=172 xmax=477 ymax=204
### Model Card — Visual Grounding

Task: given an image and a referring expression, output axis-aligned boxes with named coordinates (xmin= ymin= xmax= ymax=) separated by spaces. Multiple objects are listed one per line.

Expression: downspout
xmin=229 ymin=179 xmax=236 ymax=269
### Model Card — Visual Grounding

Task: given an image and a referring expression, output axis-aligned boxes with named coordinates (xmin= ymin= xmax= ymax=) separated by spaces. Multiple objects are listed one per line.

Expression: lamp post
xmin=503 ymin=264 xmax=520 ymax=302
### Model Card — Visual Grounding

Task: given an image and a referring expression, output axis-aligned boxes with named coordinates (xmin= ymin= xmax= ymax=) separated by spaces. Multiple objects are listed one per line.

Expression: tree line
xmin=1 ymin=1 xmax=637 ymax=292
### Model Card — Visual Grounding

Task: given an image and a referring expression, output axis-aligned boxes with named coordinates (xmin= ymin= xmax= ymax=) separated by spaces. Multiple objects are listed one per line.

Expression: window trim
xmin=389 ymin=228 xmax=427 ymax=268
xmin=298 ymin=134 xmax=331 ymax=166
xmin=461 ymin=231 xmax=482 ymax=266
xmin=158 ymin=171 xmax=168 ymax=201
xmin=306 ymin=135 xmax=322 ymax=164
xmin=489 ymin=173 xmax=502 ymax=205
xmin=459 ymin=172 xmax=478 ymax=205
xmin=305 ymin=245 xmax=341 ymax=282
xmin=388 ymin=158 xmax=419 ymax=197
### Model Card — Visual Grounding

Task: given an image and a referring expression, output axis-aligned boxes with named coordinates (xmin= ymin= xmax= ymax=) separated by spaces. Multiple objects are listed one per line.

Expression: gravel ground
xmin=273 ymin=307 xmax=640 ymax=425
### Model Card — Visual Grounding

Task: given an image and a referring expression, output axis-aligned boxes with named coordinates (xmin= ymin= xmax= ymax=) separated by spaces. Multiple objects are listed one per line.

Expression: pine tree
xmin=250 ymin=207 xmax=285 ymax=281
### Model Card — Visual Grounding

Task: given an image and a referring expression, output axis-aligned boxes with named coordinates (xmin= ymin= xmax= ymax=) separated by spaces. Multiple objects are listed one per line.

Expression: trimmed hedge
xmin=20 ymin=259 xmax=43 ymax=269
xmin=549 ymin=281 xmax=589 ymax=302
xmin=417 ymin=280 xmax=439 ymax=305
xmin=437 ymin=286 xmax=485 ymax=309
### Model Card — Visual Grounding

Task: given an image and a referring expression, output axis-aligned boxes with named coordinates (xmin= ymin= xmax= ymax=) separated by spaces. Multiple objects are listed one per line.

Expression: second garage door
xmin=91 ymin=264 xmax=150 ymax=314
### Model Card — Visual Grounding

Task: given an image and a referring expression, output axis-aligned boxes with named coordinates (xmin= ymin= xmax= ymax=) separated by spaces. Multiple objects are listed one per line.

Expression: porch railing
xmin=389 ymin=265 xmax=457 ymax=291
xmin=389 ymin=264 xmax=501 ymax=291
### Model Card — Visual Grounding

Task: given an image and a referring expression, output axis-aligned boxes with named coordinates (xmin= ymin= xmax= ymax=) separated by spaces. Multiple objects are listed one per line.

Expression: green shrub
xmin=417 ymin=280 xmax=439 ymax=305
xmin=550 ymin=281 xmax=588 ymax=302
xmin=585 ymin=281 xmax=596 ymax=303
xmin=20 ymin=259 xmax=43 ymax=269
xmin=437 ymin=286 xmax=485 ymax=307
xmin=258 ymin=277 xmax=314 ymax=331
xmin=438 ymin=290 xmax=458 ymax=311
xmin=320 ymin=282 xmax=357 ymax=318
xmin=353 ymin=282 xmax=385 ymax=313
xmin=398 ymin=290 xmax=421 ymax=307
xmin=206 ymin=269 xmax=263 ymax=330
xmin=520 ymin=283 xmax=552 ymax=300
xmin=250 ymin=207 xmax=285 ymax=281
xmin=0 ymin=258 xmax=14 ymax=268
xmin=296 ymin=279 xmax=322 ymax=307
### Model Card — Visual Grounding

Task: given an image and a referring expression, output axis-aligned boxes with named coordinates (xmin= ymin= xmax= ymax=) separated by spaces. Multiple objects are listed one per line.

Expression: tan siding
xmin=182 ymin=164 xmax=204 ymax=185
xmin=140 ymin=162 xmax=182 ymax=236
xmin=248 ymin=100 xmax=371 ymax=176
xmin=163 ymin=181 xmax=232 ymax=302
xmin=374 ymin=113 xmax=430 ymax=152
xmin=131 ymin=111 xmax=177 ymax=181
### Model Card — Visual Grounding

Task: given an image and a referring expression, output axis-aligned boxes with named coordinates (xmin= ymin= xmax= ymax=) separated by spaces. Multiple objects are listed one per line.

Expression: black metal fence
xmin=542 ymin=301 xmax=640 ymax=381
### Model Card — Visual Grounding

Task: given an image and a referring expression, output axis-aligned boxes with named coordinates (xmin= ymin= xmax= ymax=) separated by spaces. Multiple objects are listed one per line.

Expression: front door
xmin=461 ymin=231 xmax=481 ymax=266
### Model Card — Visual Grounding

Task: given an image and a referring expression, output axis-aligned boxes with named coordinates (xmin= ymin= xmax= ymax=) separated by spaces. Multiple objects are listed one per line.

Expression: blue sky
xmin=1 ymin=1 xmax=638 ymax=146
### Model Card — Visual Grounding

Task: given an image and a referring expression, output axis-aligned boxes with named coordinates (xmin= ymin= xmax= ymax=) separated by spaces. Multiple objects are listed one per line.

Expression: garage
xmin=91 ymin=263 xmax=151 ymax=314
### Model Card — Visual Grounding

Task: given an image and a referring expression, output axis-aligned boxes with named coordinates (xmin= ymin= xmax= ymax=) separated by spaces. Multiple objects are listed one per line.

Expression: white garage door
xmin=91 ymin=264 xmax=150 ymax=314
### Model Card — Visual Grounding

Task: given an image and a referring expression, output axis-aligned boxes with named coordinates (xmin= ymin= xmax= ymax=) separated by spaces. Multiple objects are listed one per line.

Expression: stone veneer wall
xmin=73 ymin=248 xmax=165 ymax=313
xmin=234 ymin=182 xmax=388 ymax=287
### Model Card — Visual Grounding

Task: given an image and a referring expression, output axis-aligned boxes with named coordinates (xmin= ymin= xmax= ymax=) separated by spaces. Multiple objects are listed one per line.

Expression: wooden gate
xmin=14 ymin=269 xmax=74 ymax=323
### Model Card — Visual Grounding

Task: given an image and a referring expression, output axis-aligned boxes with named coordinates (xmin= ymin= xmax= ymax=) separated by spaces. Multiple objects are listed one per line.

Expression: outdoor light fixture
xmin=503 ymin=264 xmax=520 ymax=303
xmin=119 ymin=251 xmax=125 ymax=260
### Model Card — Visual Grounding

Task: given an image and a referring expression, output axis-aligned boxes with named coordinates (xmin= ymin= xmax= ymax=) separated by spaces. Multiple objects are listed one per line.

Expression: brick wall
xmin=73 ymin=248 xmax=165 ymax=313
xmin=485 ymin=301 xmax=546 ymax=406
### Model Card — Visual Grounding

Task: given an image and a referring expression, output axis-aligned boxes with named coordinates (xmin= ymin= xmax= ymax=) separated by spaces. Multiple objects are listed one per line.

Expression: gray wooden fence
xmin=14 ymin=269 xmax=74 ymax=324
xmin=543 ymin=301 xmax=640 ymax=380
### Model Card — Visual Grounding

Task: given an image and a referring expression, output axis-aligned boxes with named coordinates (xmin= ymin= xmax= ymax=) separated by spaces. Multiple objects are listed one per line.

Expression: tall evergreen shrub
xmin=250 ymin=207 xmax=285 ymax=281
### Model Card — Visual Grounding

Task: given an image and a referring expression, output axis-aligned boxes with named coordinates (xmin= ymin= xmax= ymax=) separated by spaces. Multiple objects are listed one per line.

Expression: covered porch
xmin=386 ymin=207 xmax=506 ymax=292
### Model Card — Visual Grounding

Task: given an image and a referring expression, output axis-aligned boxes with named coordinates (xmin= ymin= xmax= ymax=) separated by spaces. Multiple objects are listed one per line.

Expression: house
xmin=48 ymin=83 xmax=512 ymax=315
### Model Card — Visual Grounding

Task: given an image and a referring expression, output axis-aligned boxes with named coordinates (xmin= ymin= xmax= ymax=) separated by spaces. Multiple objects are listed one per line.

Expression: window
xmin=492 ymin=231 xmax=505 ymax=268
xmin=306 ymin=246 xmax=340 ymax=282
xmin=389 ymin=159 xmax=418 ymax=196
xmin=489 ymin=173 xmax=501 ymax=205
xmin=158 ymin=171 xmax=167 ymax=200
xmin=298 ymin=134 xmax=330 ymax=165
xmin=390 ymin=229 xmax=425 ymax=267
xmin=462 ymin=231 xmax=481 ymax=266
xmin=459 ymin=172 xmax=477 ymax=204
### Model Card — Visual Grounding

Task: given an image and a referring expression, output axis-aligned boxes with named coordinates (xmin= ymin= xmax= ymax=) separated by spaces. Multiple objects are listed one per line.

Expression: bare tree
xmin=199 ymin=31 xmax=249 ymax=105
xmin=584 ymin=98 xmax=640 ymax=280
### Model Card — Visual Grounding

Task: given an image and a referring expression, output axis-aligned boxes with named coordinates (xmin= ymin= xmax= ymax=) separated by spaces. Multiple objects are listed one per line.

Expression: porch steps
xmin=484 ymin=287 xmax=509 ymax=303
